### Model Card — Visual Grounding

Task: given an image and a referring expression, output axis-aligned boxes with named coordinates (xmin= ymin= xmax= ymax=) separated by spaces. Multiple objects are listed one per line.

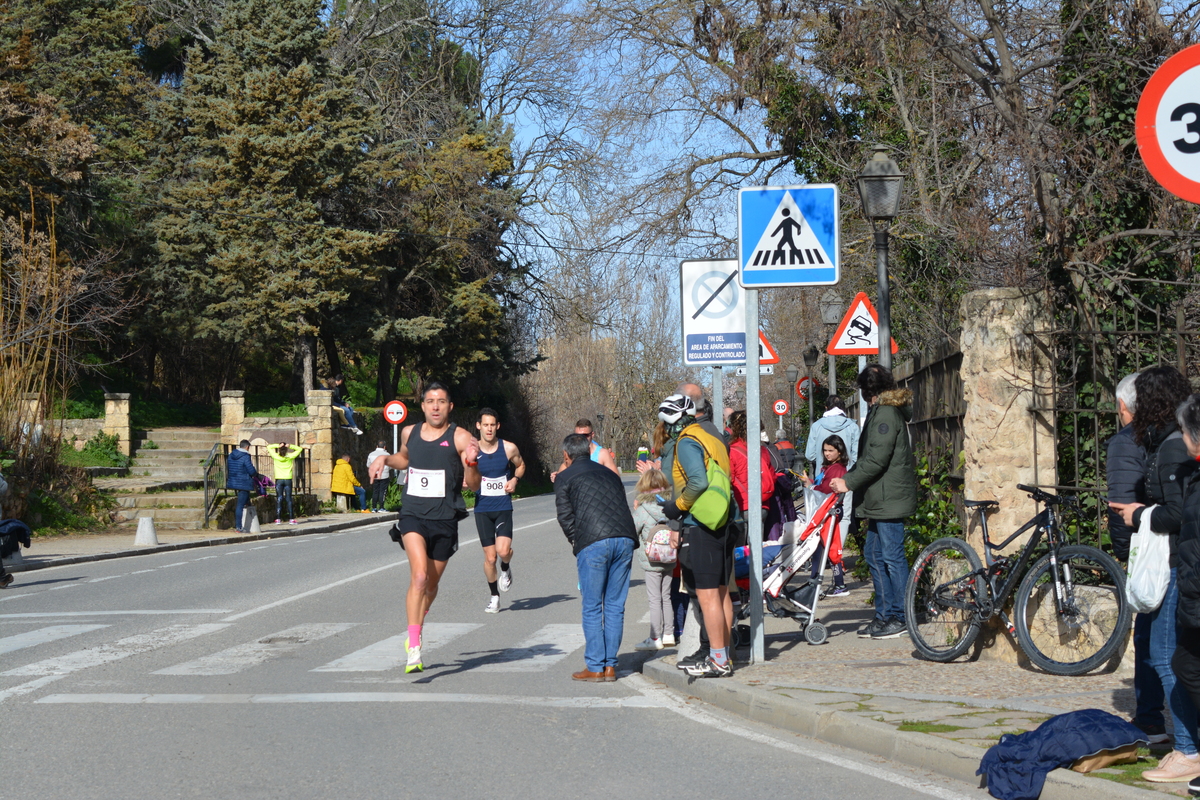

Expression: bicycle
xmin=905 ymin=484 xmax=1131 ymax=676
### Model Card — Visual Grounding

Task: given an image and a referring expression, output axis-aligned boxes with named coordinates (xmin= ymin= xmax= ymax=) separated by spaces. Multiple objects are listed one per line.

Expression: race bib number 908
xmin=480 ymin=476 xmax=507 ymax=496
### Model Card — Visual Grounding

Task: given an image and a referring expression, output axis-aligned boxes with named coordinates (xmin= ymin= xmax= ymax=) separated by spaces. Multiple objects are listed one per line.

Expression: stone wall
xmin=54 ymin=419 xmax=105 ymax=450
xmin=44 ymin=393 xmax=128 ymax=452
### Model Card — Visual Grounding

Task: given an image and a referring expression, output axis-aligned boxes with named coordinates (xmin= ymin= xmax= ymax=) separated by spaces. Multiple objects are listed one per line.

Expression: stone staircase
xmin=99 ymin=428 xmax=220 ymax=531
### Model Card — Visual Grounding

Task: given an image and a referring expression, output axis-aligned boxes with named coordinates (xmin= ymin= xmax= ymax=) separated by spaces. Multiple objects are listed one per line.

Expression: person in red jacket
xmin=728 ymin=411 xmax=776 ymax=523
xmin=801 ymin=435 xmax=849 ymax=596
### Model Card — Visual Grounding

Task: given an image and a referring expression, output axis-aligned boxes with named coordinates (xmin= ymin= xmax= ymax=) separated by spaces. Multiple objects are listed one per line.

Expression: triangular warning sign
xmin=827 ymin=292 xmax=898 ymax=355
xmin=744 ymin=192 xmax=835 ymax=270
xmin=758 ymin=330 xmax=781 ymax=364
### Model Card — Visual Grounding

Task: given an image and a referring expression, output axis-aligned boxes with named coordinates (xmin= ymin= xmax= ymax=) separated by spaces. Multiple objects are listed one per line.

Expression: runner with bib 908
xmin=370 ymin=382 xmax=481 ymax=673
xmin=475 ymin=407 xmax=526 ymax=613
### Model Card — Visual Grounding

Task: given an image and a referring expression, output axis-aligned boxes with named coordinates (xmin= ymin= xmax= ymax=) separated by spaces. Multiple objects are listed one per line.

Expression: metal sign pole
xmin=712 ymin=366 xmax=723 ymax=433
xmin=858 ymin=355 xmax=868 ymax=421
xmin=746 ymin=288 xmax=764 ymax=664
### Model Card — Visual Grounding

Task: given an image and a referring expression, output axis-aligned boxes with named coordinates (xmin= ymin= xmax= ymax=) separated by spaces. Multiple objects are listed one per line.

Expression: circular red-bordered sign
xmin=773 ymin=399 xmax=789 ymax=416
xmin=383 ymin=400 xmax=408 ymax=425
xmin=1137 ymin=43 xmax=1200 ymax=204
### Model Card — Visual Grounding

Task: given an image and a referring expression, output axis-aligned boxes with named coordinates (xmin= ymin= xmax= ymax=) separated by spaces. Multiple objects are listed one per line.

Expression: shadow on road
xmin=505 ymin=593 xmax=574 ymax=612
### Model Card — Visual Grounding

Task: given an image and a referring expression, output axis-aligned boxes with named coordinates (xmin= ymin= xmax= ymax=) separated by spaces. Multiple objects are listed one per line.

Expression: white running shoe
xmin=485 ymin=595 xmax=500 ymax=614
xmin=662 ymin=634 xmax=676 ymax=647
xmin=405 ymin=637 xmax=423 ymax=673
xmin=498 ymin=566 xmax=512 ymax=592
xmin=634 ymin=637 xmax=663 ymax=651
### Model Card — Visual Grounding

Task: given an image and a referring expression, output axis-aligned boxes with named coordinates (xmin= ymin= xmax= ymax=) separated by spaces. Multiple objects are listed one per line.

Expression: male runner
xmin=370 ymin=381 xmax=480 ymax=673
xmin=551 ymin=418 xmax=618 ymax=480
xmin=474 ymin=407 xmax=526 ymax=613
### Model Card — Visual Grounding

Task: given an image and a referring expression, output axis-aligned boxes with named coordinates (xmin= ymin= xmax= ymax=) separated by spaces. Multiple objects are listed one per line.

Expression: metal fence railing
xmin=204 ymin=443 xmax=313 ymax=526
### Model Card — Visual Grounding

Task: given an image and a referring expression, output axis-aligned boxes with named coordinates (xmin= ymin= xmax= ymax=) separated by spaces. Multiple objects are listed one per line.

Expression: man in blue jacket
xmin=226 ymin=439 xmax=259 ymax=533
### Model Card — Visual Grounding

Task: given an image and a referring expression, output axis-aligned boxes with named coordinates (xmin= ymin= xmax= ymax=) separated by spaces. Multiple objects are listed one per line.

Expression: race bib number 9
xmin=481 ymin=476 xmax=507 ymax=496
xmin=407 ymin=467 xmax=446 ymax=498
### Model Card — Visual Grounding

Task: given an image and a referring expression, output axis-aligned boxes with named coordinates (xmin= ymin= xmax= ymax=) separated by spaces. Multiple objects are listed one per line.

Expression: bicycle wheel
xmin=905 ymin=537 xmax=985 ymax=662
xmin=1014 ymin=545 xmax=1131 ymax=676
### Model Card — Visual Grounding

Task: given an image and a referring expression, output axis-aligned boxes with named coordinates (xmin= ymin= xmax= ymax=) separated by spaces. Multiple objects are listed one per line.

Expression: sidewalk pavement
xmin=639 ymin=576 xmax=1175 ymax=800
xmin=1 ymin=512 xmax=395 ymax=573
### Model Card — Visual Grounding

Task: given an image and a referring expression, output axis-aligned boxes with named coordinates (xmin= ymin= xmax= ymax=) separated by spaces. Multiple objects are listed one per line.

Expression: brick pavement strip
xmin=637 ymin=586 xmax=1176 ymax=798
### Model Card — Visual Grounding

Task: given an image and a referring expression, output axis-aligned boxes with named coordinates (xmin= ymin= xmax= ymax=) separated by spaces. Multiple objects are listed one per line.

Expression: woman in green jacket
xmin=267 ymin=443 xmax=303 ymax=524
xmin=830 ymin=364 xmax=916 ymax=640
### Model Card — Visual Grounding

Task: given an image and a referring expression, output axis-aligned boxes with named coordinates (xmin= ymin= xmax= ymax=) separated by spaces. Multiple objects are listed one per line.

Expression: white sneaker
xmin=498 ymin=566 xmax=512 ymax=592
xmin=662 ymin=634 xmax=676 ymax=647
xmin=484 ymin=595 xmax=500 ymax=614
xmin=405 ymin=637 xmax=423 ymax=673
xmin=634 ymin=637 xmax=663 ymax=651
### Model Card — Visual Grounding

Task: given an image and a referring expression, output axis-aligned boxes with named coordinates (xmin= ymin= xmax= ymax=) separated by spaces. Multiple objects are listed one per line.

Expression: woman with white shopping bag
xmin=1110 ymin=366 xmax=1200 ymax=782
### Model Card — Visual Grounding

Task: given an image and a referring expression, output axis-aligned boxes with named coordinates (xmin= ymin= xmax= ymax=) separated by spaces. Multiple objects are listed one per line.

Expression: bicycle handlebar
xmin=1016 ymin=484 xmax=1079 ymax=508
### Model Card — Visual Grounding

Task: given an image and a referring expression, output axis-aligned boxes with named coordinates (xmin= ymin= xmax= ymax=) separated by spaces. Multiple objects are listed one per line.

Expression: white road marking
xmin=155 ymin=623 xmax=358 ymax=676
xmin=3 ymin=623 xmax=230 ymax=677
xmin=0 ymin=675 xmax=65 ymax=702
xmin=88 ymin=576 xmax=122 ymax=583
xmin=48 ymin=584 xmax=80 ymax=591
xmin=0 ymin=593 xmax=35 ymax=602
xmin=0 ymin=610 xmax=230 ymax=618
xmin=639 ymin=611 xmax=651 ymax=624
xmin=158 ymin=562 xmax=189 ymax=568
xmin=0 ymin=625 xmax=109 ymax=654
xmin=511 ymin=517 xmax=558 ymax=532
xmin=312 ymin=623 xmax=483 ymax=672
xmin=250 ymin=546 xmax=269 ymax=550
xmin=477 ymin=623 xmax=586 ymax=672
xmin=36 ymin=691 xmax=666 ymax=708
xmin=625 ymin=674 xmax=974 ymax=800
xmin=129 ymin=569 xmax=156 ymax=575
xmin=225 ymin=551 xmax=246 ymax=555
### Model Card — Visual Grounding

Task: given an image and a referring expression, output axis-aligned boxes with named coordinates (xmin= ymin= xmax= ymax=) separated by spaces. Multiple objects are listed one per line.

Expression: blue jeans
xmin=334 ymin=402 xmax=357 ymax=429
xmin=864 ymin=518 xmax=908 ymax=622
xmin=353 ymin=486 xmax=367 ymax=511
xmin=1134 ymin=611 xmax=1166 ymax=730
xmin=234 ymin=490 xmax=251 ymax=531
xmin=1149 ymin=569 xmax=1198 ymax=754
xmin=576 ymin=537 xmax=634 ymax=671
xmin=275 ymin=479 xmax=294 ymax=520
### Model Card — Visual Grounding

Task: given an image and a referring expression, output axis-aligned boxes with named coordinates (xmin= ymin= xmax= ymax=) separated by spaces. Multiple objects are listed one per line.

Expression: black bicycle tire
xmin=1013 ymin=544 xmax=1131 ymax=676
xmin=905 ymin=537 xmax=985 ymax=662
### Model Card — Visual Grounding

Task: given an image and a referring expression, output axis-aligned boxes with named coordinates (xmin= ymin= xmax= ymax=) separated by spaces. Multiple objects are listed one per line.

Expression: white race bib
xmin=407 ymin=467 xmax=445 ymax=498
xmin=481 ymin=476 xmax=507 ymax=496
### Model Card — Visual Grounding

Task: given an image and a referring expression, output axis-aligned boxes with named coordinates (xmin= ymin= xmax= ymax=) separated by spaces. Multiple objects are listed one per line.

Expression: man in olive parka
xmin=831 ymin=363 xmax=916 ymax=640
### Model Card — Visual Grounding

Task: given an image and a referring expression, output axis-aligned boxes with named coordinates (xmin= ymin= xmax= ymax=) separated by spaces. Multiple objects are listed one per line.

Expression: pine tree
xmin=148 ymin=0 xmax=384 ymax=391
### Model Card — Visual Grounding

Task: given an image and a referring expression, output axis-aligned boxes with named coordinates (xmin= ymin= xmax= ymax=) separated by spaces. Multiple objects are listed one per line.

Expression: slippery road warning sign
xmin=738 ymin=185 xmax=839 ymax=288
xmin=827 ymin=292 xmax=898 ymax=356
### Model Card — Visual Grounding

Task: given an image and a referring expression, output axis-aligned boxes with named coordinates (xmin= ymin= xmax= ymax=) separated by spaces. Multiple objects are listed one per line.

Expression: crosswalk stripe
xmin=154 ymin=623 xmax=358 ymax=676
xmin=477 ymin=623 xmax=586 ymax=672
xmin=3 ymin=624 xmax=230 ymax=677
xmin=0 ymin=625 xmax=109 ymax=655
xmin=312 ymin=623 xmax=482 ymax=672
xmin=36 ymin=691 xmax=664 ymax=708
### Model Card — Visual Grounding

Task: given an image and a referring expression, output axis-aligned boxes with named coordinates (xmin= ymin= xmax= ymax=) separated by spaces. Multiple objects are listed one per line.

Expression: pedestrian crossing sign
xmin=737 ymin=184 xmax=839 ymax=288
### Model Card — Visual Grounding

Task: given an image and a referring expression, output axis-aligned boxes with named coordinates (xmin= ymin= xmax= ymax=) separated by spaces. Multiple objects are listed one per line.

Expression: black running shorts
xmin=392 ymin=515 xmax=459 ymax=562
xmin=680 ymin=524 xmax=730 ymax=590
xmin=474 ymin=510 xmax=513 ymax=548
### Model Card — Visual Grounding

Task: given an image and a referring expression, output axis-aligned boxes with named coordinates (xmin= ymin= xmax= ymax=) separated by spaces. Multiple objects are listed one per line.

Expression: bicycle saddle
xmin=963 ymin=499 xmax=1000 ymax=509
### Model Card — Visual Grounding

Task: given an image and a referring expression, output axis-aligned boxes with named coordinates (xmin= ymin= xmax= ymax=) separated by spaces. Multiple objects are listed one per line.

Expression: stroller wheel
xmin=804 ymin=621 xmax=829 ymax=646
xmin=731 ymin=623 xmax=751 ymax=649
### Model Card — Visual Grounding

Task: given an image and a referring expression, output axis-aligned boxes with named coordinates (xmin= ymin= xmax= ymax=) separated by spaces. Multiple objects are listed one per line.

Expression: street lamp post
xmin=785 ymin=364 xmax=799 ymax=442
xmin=802 ymin=345 xmax=820 ymax=439
xmin=856 ymin=146 xmax=905 ymax=370
xmin=819 ymin=289 xmax=843 ymax=397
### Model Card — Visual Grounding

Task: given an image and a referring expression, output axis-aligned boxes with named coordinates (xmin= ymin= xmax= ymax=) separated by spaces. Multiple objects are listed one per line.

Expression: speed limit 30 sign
xmin=773 ymin=399 xmax=789 ymax=416
xmin=1137 ymin=43 xmax=1200 ymax=203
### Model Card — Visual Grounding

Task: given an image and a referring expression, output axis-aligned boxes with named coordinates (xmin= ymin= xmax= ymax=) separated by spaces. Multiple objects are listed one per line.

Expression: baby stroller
xmin=733 ymin=490 xmax=842 ymax=646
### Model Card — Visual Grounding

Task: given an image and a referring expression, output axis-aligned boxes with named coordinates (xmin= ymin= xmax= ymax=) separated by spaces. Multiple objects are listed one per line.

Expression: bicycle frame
xmin=971 ymin=502 xmax=1067 ymax=629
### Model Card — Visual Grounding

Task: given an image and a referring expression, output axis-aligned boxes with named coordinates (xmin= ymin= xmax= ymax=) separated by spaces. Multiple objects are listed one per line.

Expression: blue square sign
xmin=737 ymin=184 xmax=839 ymax=288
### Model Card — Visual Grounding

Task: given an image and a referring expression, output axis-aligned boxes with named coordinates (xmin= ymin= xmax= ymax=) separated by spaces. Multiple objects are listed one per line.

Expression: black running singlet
xmin=403 ymin=422 xmax=466 ymax=520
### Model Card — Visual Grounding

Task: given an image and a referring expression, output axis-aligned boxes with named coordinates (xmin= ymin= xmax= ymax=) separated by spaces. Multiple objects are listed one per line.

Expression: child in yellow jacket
xmin=331 ymin=454 xmax=369 ymax=512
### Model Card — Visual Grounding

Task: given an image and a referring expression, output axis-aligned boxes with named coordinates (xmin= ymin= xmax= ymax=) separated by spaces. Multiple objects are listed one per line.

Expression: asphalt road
xmin=1 ymin=487 xmax=985 ymax=799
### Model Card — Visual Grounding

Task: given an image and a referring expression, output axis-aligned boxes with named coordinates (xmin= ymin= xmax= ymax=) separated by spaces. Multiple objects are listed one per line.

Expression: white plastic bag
xmin=1127 ymin=504 xmax=1170 ymax=613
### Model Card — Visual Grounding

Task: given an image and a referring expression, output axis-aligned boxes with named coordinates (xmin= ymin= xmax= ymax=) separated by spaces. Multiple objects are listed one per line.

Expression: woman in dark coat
xmin=226 ymin=439 xmax=259 ymax=533
xmin=1111 ymin=367 xmax=1199 ymax=782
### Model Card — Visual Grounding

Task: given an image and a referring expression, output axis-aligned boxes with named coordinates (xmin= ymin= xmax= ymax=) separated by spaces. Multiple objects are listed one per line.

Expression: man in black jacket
xmin=1107 ymin=372 xmax=1166 ymax=744
xmin=555 ymin=433 xmax=638 ymax=682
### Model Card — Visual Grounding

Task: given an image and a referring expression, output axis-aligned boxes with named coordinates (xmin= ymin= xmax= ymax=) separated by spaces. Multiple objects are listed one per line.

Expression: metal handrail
xmin=202 ymin=442 xmax=227 ymax=526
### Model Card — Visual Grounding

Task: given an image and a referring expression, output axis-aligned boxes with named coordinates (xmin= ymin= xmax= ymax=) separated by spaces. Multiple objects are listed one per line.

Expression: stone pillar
xmin=21 ymin=392 xmax=42 ymax=423
xmin=959 ymin=288 xmax=1057 ymax=553
xmin=103 ymin=393 xmax=132 ymax=457
xmin=307 ymin=390 xmax=334 ymax=499
xmin=959 ymin=288 xmax=1059 ymax=665
xmin=220 ymin=391 xmax=245 ymax=446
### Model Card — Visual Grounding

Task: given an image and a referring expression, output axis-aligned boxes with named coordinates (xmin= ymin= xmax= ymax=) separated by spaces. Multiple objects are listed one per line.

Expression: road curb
xmin=641 ymin=659 xmax=1161 ymax=800
xmin=5 ymin=515 xmax=397 ymax=573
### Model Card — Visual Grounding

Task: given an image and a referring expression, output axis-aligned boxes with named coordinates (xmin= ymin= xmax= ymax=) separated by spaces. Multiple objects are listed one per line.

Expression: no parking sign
xmin=1137 ymin=43 xmax=1200 ymax=204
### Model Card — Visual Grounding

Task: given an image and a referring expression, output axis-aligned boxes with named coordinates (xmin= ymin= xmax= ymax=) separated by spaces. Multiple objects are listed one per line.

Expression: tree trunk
xmin=320 ymin=327 xmax=343 ymax=379
xmin=376 ymin=340 xmax=392 ymax=405
xmin=292 ymin=318 xmax=317 ymax=402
